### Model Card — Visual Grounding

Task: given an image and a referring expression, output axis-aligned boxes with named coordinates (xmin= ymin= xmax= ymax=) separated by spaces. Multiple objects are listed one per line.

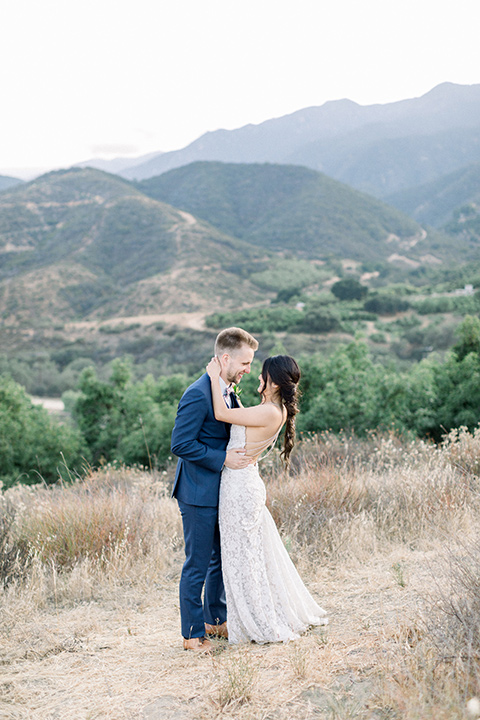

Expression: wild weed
xmin=215 ymin=650 xmax=258 ymax=708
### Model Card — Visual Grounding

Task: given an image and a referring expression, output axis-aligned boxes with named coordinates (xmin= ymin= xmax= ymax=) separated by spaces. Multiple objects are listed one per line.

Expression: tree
xmin=72 ymin=360 xmax=189 ymax=468
xmin=297 ymin=341 xmax=438 ymax=438
xmin=452 ymin=315 xmax=480 ymax=361
xmin=0 ymin=375 xmax=86 ymax=488
xmin=331 ymin=278 xmax=368 ymax=301
xmin=364 ymin=294 xmax=410 ymax=315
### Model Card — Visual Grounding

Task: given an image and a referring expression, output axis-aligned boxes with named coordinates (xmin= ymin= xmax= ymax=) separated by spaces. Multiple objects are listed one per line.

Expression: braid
xmin=261 ymin=355 xmax=300 ymax=467
xmin=279 ymin=379 xmax=299 ymax=466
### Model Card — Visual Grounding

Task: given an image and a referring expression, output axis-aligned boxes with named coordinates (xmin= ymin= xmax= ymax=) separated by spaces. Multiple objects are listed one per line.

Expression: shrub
xmin=0 ymin=374 xmax=86 ymax=488
xmin=4 ymin=465 xmax=181 ymax=574
xmin=331 ymin=278 xmax=368 ymax=301
xmin=72 ymin=360 xmax=187 ymax=468
xmin=364 ymin=294 xmax=410 ymax=315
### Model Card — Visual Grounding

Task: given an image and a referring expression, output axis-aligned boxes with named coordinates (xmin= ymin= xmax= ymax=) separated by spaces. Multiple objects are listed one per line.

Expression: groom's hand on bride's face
xmin=224 ymin=448 xmax=251 ymax=469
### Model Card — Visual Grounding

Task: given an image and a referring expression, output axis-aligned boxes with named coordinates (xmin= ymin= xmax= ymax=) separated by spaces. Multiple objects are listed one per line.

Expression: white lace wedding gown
xmin=219 ymin=424 xmax=328 ymax=644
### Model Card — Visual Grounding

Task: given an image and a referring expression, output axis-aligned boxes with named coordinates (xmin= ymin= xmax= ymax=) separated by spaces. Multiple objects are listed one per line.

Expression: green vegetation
xmin=72 ymin=359 xmax=189 ymax=469
xmin=0 ymin=167 xmax=268 ymax=327
xmin=5 ymin=316 xmax=480 ymax=487
xmin=364 ymin=293 xmax=410 ymax=314
xmin=249 ymin=258 xmax=329 ymax=293
xmin=445 ymin=202 xmax=480 ymax=244
xmin=331 ymin=278 xmax=368 ymax=301
xmin=0 ymin=375 xmax=85 ymax=488
xmin=138 ymin=161 xmax=436 ymax=262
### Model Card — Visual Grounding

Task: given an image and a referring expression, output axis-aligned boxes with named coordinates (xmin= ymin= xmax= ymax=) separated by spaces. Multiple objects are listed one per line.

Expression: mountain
xmin=0 ymin=167 xmax=268 ymax=325
xmin=74 ymin=151 xmax=162 ymax=175
xmin=121 ymin=83 xmax=480 ymax=197
xmin=387 ymin=163 xmax=480 ymax=228
xmin=138 ymin=161 xmax=450 ymax=264
xmin=0 ymin=175 xmax=23 ymax=192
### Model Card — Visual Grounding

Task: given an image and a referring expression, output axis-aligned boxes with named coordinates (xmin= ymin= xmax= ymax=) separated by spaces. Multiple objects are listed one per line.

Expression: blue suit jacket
xmin=171 ymin=373 xmax=230 ymax=507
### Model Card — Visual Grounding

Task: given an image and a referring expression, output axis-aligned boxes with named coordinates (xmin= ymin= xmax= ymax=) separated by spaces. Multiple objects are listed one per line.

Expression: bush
xmin=206 ymin=306 xmax=304 ymax=334
xmin=295 ymin=305 xmax=340 ymax=333
xmin=331 ymin=278 xmax=368 ymax=301
xmin=0 ymin=375 xmax=86 ymax=488
xmin=2 ymin=464 xmax=181 ymax=576
xmin=297 ymin=340 xmax=438 ymax=438
xmin=411 ymin=294 xmax=480 ymax=315
xmin=364 ymin=294 xmax=410 ymax=315
xmin=72 ymin=360 xmax=188 ymax=468
xmin=16 ymin=469 xmax=157 ymax=569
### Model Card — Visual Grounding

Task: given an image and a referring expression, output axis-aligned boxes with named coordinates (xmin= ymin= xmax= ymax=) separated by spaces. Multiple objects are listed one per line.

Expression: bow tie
xmin=223 ymin=385 xmax=234 ymax=406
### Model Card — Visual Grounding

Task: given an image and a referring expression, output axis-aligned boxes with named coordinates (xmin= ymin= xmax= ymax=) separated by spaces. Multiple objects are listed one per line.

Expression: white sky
xmin=1 ymin=0 xmax=479 ymax=178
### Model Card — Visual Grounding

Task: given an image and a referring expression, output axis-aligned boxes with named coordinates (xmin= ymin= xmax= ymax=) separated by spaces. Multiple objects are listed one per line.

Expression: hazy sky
xmin=1 ymin=0 xmax=479 ymax=177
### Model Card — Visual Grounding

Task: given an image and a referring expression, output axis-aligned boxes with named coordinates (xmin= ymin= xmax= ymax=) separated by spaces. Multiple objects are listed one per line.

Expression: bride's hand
xmin=206 ymin=356 xmax=221 ymax=379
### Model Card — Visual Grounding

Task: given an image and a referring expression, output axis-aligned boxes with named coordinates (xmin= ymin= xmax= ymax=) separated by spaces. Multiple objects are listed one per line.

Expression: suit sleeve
xmin=171 ymin=387 xmax=226 ymax=472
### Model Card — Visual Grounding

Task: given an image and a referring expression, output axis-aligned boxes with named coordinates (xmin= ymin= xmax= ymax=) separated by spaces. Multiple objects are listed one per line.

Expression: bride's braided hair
xmin=261 ymin=355 xmax=300 ymax=466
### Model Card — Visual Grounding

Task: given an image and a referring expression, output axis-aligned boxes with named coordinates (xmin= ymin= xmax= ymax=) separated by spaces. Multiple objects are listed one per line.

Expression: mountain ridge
xmin=121 ymin=83 xmax=480 ymax=198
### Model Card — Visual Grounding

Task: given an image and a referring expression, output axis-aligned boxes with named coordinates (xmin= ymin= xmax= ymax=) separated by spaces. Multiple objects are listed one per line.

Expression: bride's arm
xmin=207 ymin=358 xmax=280 ymax=428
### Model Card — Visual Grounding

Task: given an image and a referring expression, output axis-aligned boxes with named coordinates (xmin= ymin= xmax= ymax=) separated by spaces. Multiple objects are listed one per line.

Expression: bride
xmin=206 ymin=354 xmax=328 ymax=644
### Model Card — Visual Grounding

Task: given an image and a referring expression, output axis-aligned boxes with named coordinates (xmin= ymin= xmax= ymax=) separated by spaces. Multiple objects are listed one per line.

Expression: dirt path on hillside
xmin=66 ymin=311 xmax=207 ymax=333
xmin=0 ymin=535 xmax=434 ymax=720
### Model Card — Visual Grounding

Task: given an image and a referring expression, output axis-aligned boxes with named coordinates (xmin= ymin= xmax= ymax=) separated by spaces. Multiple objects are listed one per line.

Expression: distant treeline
xmin=2 ymin=316 xmax=480 ymax=488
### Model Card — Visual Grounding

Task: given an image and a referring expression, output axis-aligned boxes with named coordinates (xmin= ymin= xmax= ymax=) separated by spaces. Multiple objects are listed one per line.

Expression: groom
xmin=171 ymin=326 xmax=259 ymax=651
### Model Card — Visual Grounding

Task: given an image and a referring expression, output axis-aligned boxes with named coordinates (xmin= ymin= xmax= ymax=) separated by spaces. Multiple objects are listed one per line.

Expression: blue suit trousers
xmin=177 ymin=500 xmax=227 ymax=638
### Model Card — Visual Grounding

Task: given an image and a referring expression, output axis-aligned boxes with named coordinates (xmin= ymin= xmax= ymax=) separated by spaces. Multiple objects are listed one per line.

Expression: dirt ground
xmin=0 ymin=537 xmax=434 ymax=720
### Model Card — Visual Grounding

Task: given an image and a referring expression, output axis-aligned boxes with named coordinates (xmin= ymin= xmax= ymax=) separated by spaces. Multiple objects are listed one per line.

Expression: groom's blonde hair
xmin=215 ymin=327 xmax=259 ymax=356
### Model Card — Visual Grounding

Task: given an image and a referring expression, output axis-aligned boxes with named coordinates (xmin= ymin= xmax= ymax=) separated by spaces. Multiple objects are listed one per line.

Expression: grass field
xmin=1 ymin=430 xmax=480 ymax=719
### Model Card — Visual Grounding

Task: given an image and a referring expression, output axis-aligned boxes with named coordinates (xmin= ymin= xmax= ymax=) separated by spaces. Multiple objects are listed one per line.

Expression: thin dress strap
xmin=245 ymin=424 xmax=283 ymax=462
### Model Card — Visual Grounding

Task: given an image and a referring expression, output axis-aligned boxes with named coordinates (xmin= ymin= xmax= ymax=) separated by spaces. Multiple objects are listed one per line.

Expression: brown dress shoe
xmin=205 ymin=621 xmax=228 ymax=639
xmin=183 ymin=636 xmax=213 ymax=653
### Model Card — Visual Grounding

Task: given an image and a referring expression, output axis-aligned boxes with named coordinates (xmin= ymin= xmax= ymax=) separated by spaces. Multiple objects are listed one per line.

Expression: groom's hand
xmin=224 ymin=448 xmax=251 ymax=469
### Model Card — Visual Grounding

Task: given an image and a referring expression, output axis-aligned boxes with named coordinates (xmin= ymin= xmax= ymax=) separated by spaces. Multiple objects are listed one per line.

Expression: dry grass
xmin=1 ymin=432 xmax=480 ymax=719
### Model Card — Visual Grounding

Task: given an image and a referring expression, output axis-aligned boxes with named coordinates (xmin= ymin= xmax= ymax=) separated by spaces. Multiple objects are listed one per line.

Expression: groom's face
xmin=221 ymin=344 xmax=255 ymax=385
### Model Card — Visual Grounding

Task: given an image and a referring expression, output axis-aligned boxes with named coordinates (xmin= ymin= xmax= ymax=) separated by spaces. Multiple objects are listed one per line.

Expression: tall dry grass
xmin=264 ymin=430 xmax=478 ymax=563
xmin=0 ymin=464 xmax=182 ymax=603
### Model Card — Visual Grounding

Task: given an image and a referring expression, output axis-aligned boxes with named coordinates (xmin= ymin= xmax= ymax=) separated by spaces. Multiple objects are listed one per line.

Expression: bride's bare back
xmin=243 ymin=402 xmax=286 ymax=462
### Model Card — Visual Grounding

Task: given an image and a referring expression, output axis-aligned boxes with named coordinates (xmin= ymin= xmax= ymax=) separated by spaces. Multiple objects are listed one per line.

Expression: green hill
xmin=137 ymin=161 xmax=453 ymax=264
xmin=387 ymin=162 xmax=480 ymax=228
xmin=0 ymin=167 xmax=269 ymax=324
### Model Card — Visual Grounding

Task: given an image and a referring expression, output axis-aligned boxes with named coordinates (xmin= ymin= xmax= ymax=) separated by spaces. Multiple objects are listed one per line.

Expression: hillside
xmin=0 ymin=167 xmax=270 ymax=325
xmin=122 ymin=83 xmax=480 ymax=197
xmin=138 ymin=161 xmax=453 ymax=264
xmin=0 ymin=174 xmax=23 ymax=192
xmin=387 ymin=162 xmax=480 ymax=228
